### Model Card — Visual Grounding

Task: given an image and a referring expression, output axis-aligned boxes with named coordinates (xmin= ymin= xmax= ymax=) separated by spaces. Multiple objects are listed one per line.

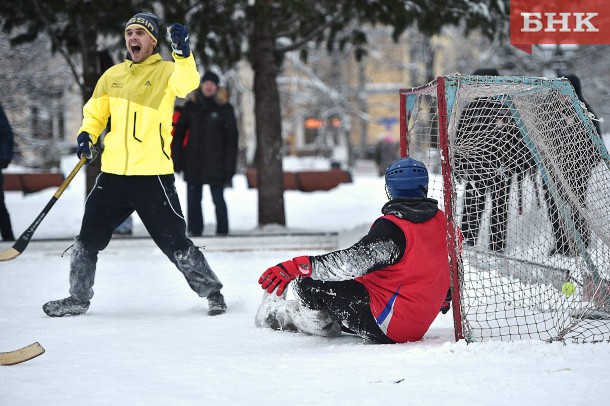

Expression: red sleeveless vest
xmin=355 ymin=212 xmax=450 ymax=342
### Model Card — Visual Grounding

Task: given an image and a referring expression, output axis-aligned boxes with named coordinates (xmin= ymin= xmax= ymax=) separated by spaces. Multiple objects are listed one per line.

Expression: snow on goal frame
xmin=400 ymin=74 xmax=610 ymax=343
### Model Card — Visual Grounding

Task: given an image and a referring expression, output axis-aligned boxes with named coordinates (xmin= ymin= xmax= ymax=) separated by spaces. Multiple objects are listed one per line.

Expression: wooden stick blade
xmin=0 ymin=246 xmax=21 ymax=262
xmin=0 ymin=156 xmax=86 ymax=262
xmin=0 ymin=342 xmax=45 ymax=365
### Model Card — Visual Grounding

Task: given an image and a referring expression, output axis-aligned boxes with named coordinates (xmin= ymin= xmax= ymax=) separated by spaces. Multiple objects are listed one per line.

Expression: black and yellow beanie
xmin=125 ymin=12 xmax=160 ymax=43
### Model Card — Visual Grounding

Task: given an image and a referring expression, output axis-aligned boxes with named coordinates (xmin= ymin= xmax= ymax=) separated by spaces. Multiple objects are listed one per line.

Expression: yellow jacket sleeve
xmin=169 ymin=53 xmax=200 ymax=98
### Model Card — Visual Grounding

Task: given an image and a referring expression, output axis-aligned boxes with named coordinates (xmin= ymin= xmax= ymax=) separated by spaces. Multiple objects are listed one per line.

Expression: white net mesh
xmin=401 ymin=75 xmax=610 ymax=343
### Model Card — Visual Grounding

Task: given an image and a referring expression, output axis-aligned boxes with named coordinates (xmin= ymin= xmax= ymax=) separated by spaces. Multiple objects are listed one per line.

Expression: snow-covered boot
xmin=207 ymin=291 xmax=227 ymax=316
xmin=42 ymin=296 xmax=90 ymax=317
xmin=255 ymin=292 xmax=341 ymax=337
xmin=255 ymin=291 xmax=296 ymax=331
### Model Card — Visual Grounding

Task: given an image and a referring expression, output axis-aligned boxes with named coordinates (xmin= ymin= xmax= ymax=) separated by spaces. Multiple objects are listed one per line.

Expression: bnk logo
xmin=521 ymin=12 xmax=598 ymax=32
xmin=510 ymin=0 xmax=610 ymax=54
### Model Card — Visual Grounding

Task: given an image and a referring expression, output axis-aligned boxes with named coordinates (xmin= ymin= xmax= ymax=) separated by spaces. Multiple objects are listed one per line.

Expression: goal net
xmin=400 ymin=75 xmax=610 ymax=343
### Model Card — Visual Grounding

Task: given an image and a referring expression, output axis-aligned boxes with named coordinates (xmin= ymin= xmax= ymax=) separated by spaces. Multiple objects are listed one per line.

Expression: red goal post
xmin=400 ymin=74 xmax=610 ymax=343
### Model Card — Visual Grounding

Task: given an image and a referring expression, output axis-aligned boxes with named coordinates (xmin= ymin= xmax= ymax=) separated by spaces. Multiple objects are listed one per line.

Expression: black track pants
xmin=68 ymin=173 xmax=223 ymax=301
xmin=294 ymin=278 xmax=395 ymax=344
xmin=79 ymin=173 xmax=191 ymax=258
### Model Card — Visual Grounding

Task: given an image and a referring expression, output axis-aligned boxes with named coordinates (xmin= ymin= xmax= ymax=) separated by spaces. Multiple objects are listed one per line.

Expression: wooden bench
xmin=245 ymin=168 xmax=352 ymax=192
xmin=3 ymin=172 xmax=65 ymax=194
xmin=295 ymin=170 xmax=352 ymax=192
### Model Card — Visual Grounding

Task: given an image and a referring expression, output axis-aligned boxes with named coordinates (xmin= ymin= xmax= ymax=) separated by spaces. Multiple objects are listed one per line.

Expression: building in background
xmin=0 ymin=35 xmax=75 ymax=168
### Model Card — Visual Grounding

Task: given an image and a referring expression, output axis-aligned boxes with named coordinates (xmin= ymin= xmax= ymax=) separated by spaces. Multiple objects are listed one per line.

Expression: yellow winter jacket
xmin=78 ymin=52 xmax=200 ymax=175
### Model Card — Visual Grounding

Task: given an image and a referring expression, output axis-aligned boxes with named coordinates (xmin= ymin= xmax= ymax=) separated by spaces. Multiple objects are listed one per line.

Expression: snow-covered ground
xmin=2 ymin=156 xmax=610 ymax=405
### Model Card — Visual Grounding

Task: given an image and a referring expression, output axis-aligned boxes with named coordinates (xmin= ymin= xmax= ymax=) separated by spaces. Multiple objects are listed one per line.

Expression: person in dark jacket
xmin=172 ymin=71 xmax=239 ymax=236
xmin=455 ymin=69 xmax=532 ymax=252
xmin=374 ymin=134 xmax=399 ymax=176
xmin=0 ymin=102 xmax=15 ymax=241
xmin=255 ymin=157 xmax=450 ymax=343
xmin=541 ymin=73 xmax=602 ymax=256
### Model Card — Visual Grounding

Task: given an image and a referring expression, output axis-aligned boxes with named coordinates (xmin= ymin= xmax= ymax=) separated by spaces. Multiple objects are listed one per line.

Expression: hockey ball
xmin=561 ymin=282 xmax=577 ymax=297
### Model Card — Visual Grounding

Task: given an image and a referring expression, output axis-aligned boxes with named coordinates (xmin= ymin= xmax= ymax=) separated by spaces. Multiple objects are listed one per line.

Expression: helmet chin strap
xmin=385 ymin=184 xmax=392 ymax=200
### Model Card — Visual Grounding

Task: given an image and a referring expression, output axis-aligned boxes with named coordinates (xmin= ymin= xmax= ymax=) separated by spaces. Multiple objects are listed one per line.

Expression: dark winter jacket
xmin=306 ymin=197 xmax=449 ymax=342
xmin=564 ymin=74 xmax=601 ymax=135
xmin=538 ymin=85 xmax=603 ymax=199
xmin=454 ymin=97 xmax=533 ymax=184
xmin=172 ymin=90 xmax=238 ymax=185
xmin=375 ymin=136 xmax=399 ymax=176
xmin=0 ymin=103 xmax=14 ymax=174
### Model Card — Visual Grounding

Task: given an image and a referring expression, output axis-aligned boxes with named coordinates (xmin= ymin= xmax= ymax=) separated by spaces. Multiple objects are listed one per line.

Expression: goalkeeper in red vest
xmin=256 ymin=158 xmax=451 ymax=343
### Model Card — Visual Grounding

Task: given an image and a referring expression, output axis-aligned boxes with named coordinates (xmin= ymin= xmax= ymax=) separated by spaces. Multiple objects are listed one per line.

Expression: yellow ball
xmin=561 ymin=282 xmax=577 ymax=297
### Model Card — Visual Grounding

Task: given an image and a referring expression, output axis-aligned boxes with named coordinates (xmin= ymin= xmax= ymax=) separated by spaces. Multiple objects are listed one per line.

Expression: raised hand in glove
xmin=259 ymin=256 xmax=312 ymax=296
xmin=167 ymin=23 xmax=190 ymax=57
xmin=76 ymin=131 xmax=98 ymax=162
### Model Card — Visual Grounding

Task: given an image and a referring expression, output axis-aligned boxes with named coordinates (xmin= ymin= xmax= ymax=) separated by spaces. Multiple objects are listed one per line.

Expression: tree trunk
xmin=252 ymin=1 xmax=285 ymax=226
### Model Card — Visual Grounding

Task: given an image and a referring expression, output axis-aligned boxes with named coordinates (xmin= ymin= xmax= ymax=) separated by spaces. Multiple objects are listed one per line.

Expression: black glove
xmin=76 ymin=131 xmax=99 ymax=162
xmin=167 ymin=24 xmax=190 ymax=57
xmin=440 ymin=287 xmax=452 ymax=314
xmin=0 ymin=160 xmax=9 ymax=169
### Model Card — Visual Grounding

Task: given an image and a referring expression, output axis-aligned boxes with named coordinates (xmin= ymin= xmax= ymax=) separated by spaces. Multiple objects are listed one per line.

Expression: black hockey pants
xmin=68 ymin=173 xmax=222 ymax=301
xmin=293 ymin=278 xmax=395 ymax=344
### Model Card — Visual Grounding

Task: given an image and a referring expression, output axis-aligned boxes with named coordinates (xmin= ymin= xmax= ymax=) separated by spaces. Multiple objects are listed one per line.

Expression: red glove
xmin=258 ymin=256 xmax=312 ymax=296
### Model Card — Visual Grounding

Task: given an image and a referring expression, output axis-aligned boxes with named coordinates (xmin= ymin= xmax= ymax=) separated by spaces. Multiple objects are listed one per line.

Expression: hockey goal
xmin=400 ymin=74 xmax=610 ymax=343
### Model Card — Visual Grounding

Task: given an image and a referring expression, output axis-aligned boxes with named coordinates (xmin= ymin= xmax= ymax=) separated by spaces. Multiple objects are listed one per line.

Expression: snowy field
xmin=2 ymin=155 xmax=610 ymax=405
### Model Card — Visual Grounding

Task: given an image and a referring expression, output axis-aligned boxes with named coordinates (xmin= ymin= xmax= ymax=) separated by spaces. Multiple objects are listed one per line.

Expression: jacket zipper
xmin=124 ymin=102 xmax=130 ymax=174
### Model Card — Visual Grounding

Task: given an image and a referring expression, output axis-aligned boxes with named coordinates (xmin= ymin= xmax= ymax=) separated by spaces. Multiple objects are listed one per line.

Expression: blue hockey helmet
xmin=385 ymin=157 xmax=429 ymax=198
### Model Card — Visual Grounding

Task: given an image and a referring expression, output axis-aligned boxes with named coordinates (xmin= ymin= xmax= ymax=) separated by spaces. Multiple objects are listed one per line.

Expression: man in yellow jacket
xmin=43 ymin=12 xmax=227 ymax=317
